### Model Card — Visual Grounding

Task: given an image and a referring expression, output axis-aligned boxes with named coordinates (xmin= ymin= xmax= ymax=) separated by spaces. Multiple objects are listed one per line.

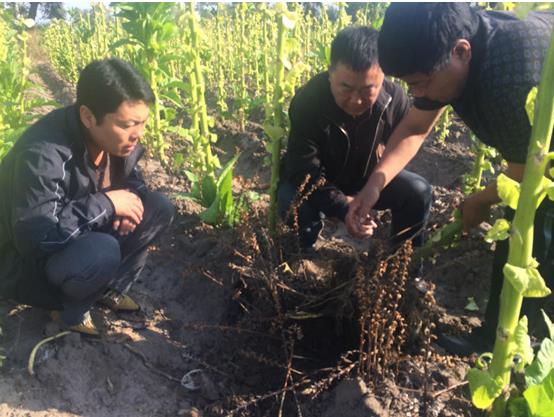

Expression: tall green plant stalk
xmin=215 ymin=4 xmax=227 ymax=115
xmin=462 ymin=134 xmax=497 ymax=195
xmin=268 ymin=4 xmax=289 ymax=234
xmin=471 ymin=141 xmax=487 ymax=190
xmin=262 ymin=10 xmax=272 ymax=121
xmin=491 ymin=29 xmax=554 ymax=412
xmin=237 ymin=2 xmax=247 ymax=132
xmin=435 ymin=105 xmax=452 ymax=143
xmin=149 ymin=59 xmax=164 ymax=160
xmin=468 ymin=28 xmax=554 ymax=416
xmin=187 ymin=1 xmax=215 ymax=176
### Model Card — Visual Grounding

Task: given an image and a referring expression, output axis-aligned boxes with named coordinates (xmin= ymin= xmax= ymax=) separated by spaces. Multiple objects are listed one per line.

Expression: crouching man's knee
xmin=411 ymin=176 xmax=433 ymax=218
xmin=144 ymin=191 xmax=176 ymax=228
xmin=46 ymin=233 xmax=121 ymax=300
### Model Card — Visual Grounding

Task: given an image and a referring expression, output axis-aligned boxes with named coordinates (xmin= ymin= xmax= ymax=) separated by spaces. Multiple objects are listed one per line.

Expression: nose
xmin=132 ymin=124 xmax=146 ymax=141
xmin=350 ymin=91 xmax=363 ymax=106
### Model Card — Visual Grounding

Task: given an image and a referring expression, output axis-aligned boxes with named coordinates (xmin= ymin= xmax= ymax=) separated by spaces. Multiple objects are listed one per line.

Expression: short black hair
xmin=378 ymin=3 xmax=479 ymax=77
xmin=76 ymin=58 xmax=155 ymax=124
xmin=330 ymin=26 xmax=379 ymax=72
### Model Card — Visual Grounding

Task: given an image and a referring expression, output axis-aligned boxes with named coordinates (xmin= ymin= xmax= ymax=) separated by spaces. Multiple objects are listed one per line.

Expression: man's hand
xmin=345 ymin=187 xmax=380 ymax=238
xmin=461 ymin=193 xmax=492 ymax=233
xmin=113 ymin=216 xmax=137 ymax=236
xmin=105 ymin=189 xmax=144 ymax=225
xmin=346 ymin=214 xmax=378 ymax=239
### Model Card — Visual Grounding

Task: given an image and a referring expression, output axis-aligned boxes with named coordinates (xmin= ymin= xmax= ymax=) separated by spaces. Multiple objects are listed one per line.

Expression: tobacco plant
xmin=0 ymin=13 xmax=51 ymax=161
xmin=113 ymin=2 xmax=183 ymax=163
xmin=415 ymin=133 xmax=497 ymax=260
xmin=467 ymin=22 xmax=554 ymax=417
xmin=462 ymin=134 xmax=498 ymax=195
xmin=265 ymin=3 xmax=296 ymax=233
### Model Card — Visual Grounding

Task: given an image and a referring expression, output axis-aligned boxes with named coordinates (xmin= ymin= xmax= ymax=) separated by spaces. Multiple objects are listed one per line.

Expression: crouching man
xmin=0 ymin=58 xmax=175 ymax=335
xmin=279 ymin=27 xmax=432 ymax=251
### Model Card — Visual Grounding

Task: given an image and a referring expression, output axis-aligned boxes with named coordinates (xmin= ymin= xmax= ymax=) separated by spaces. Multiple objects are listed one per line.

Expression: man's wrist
xmin=363 ymin=173 xmax=386 ymax=195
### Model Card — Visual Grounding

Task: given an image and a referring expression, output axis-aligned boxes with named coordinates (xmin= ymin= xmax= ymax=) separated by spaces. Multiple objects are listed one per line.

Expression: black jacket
xmin=0 ymin=105 xmax=147 ymax=306
xmin=282 ymin=72 xmax=410 ymax=220
xmin=414 ymin=11 xmax=554 ymax=163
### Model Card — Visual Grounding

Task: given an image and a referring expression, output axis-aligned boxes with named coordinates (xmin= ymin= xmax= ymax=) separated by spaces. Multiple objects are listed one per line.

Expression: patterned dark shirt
xmin=415 ymin=10 xmax=554 ymax=163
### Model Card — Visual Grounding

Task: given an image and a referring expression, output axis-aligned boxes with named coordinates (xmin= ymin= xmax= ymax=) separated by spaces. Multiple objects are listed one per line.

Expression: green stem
xmin=188 ymin=1 xmax=214 ymax=176
xmin=488 ymin=28 xmax=554 ymax=414
xmin=148 ymin=61 xmax=164 ymax=163
xmin=268 ymin=6 xmax=287 ymax=234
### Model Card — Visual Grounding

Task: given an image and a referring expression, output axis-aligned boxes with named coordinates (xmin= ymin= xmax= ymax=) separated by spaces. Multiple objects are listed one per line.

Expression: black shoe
xmin=436 ymin=329 xmax=494 ymax=356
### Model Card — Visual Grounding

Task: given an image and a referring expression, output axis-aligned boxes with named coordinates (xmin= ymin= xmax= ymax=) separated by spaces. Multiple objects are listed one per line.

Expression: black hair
xmin=378 ymin=3 xmax=479 ymax=77
xmin=330 ymin=26 xmax=379 ymax=72
xmin=76 ymin=58 xmax=155 ymax=124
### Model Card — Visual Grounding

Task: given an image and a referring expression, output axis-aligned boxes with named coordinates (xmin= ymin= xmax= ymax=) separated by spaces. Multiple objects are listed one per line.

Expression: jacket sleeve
xmin=309 ymin=186 xmax=350 ymax=221
xmin=284 ymin=95 xmax=324 ymax=187
xmin=284 ymin=94 xmax=350 ymax=219
xmin=125 ymin=164 xmax=149 ymax=199
xmin=11 ymin=145 xmax=115 ymax=259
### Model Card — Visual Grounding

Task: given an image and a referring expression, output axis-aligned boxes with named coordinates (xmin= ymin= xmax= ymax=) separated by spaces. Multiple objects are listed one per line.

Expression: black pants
xmin=42 ymin=191 xmax=175 ymax=324
xmin=278 ymin=170 xmax=433 ymax=248
xmin=483 ymin=199 xmax=554 ymax=338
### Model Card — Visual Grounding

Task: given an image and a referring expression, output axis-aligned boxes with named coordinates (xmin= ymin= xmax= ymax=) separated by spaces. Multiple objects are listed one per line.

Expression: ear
xmin=452 ymin=39 xmax=472 ymax=63
xmin=79 ymin=105 xmax=97 ymax=129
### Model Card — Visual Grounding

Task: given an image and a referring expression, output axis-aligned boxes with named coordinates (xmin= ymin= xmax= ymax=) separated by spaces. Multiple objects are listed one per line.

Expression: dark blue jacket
xmin=0 ymin=105 xmax=147 ymax=307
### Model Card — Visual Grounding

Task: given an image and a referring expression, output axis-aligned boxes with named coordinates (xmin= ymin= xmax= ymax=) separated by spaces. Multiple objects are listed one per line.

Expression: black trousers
xmin=28 ymin=191 xmax=174 ymax=325
xmin=278 ymin=170 xmax=433 ymax=248
xmin=483 ymin=199 xmax=554 ymax=338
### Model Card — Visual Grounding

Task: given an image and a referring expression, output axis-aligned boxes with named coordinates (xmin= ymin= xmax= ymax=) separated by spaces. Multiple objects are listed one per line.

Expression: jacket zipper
xmin=321 ymin=92 xmax=392 ymax=181
xmin=362 ymin=95 xmax=392 ymax=178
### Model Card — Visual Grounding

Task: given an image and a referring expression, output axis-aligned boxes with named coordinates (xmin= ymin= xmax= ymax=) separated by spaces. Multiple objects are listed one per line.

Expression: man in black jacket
xmin=279 ymin=27 xmax=432 ymax=250
xmin=347 ymin=4 xmax=554 ymax=354
xmin=0 ymin=58 xmax=175 ymax=335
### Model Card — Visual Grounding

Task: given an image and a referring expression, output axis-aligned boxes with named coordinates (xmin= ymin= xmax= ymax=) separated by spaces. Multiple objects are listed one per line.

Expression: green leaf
xmin=507 ymin=397 xmax=529 ymax=417
xmin=200 ymin=174 xmax=217 ymax=208
xmin=523 ymin=368 xmax=554 ymax=417
xmin=164 ymin=80 xmax=189 ymax=91
xmin=525 ymin=267 xmax=552 ymax=298
xmin=109 ymin=38 xmax=138 ymax=51
xmin=504 ymin=263 xmax=529 ymax=295
xmin=525 ymin=339 xmax=554 ymax=387
xmin=485 ymin=218 xmax=511 ymax=243
xmin=537 ymin=176 xmax=552 ymax=208
xmin=542 ymin=310 xmax=554 ymax=340
xmin=172 ymin=191 xmax=197 ymax=202
xmin=511 ymin=316 xmax=534 ymax=371
xmin=467 ymin=368 xmax=504 ymax=409
xmin=503 ymin=264 xmax=551 ymax=297
xmin=497 ymin=173 xmax=521 ymax=209
xmin=465 ymin=297 xmax=480 ymax=312
xmin=199 ymin=154 xmax=240 ymax=226
xmin=161 ymin=90 xmax=183 ymax=107
xmin=545 ymin=182 xmax=554 ymax=202
xmin=183 ymin=170 xmax=197 ymax=183
xmin=482 ymin=160 xmax=493 ymax=172
xmin=526 ymin=86 xmax=538 ymax=126
xmin=173 ymin=153 xmax=185 ymax=171
xmin=263 ymin=123 xmax=285 ymax=142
